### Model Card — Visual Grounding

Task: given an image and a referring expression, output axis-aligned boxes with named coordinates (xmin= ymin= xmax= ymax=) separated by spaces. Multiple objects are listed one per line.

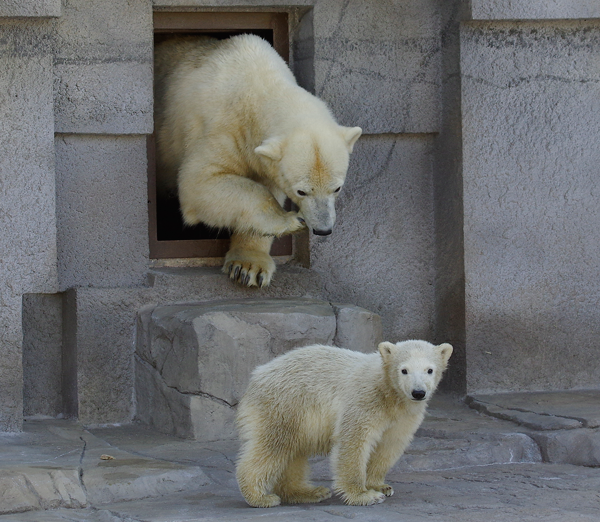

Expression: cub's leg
xmin=365 ymin=426 xmax=411 ymax=497
xmin=332 ymin=423 xmax=387 ymax=506
xmin=178 ymin=157 xmax=305 ymax=237
xmin=236 ymin=442 xmax=288 ymax=508
xmin=273 ymin=456 xmax=332 ymax=504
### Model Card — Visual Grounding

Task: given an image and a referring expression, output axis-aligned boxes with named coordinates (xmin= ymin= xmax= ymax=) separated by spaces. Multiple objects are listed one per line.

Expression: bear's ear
xmin=437 ymin=343 xmax=453 ymax=365
xmin=255 ymin=137 xmax=283 ymax=162
xmin=340 ymin=126 xmax=362 ymax=153
xmin=378 ymin=342 xmax=396 ymax=361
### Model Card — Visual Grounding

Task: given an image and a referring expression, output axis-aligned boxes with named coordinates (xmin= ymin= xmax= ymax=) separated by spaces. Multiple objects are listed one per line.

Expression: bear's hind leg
xmin=273 ymin=456 xmax=332 ymax=504
xmin=224 ymin=234 xmax=275 ymax=287
xmin=236 ymin=445 xmax=287 ymax=508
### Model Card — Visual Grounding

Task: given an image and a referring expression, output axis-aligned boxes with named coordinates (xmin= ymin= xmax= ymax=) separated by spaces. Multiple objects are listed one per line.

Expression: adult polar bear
xmin=155 ymin=35 xmax=362 ymax=287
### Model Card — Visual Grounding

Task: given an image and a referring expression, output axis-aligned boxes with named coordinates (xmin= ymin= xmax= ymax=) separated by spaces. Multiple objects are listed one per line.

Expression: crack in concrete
xmin=201 ymin=447 xmax=236 ymax=469
xmin=162 ymin=380 xmax=237 ymax=409
xmin=78 ymin=436 xmax=88 ymax=499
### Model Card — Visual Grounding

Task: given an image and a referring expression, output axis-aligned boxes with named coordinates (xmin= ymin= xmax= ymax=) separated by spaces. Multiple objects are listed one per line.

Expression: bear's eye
xmin=427 ymin=369 xmax=433 ymax=374
xmin=334 ymin=186 xmax=342 ymax=193
xmin=401 ymin=369 xmax=408 ymax=375
xmin=297 ymin=190 xmax=307 ymax=197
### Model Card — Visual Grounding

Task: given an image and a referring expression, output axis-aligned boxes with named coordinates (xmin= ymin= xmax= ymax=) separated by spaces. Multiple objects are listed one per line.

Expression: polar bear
xmin=154 ymin=35 xmax=362 ymax=287
xmin=236 ymin=340 xmax=453 ymax=507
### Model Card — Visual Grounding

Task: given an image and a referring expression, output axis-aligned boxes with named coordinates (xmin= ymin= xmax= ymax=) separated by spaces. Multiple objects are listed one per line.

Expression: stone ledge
xmin=470 ymin=0 xmax=600 ymax=20
xmin=0 ymin=0 xmax=60 ymax=18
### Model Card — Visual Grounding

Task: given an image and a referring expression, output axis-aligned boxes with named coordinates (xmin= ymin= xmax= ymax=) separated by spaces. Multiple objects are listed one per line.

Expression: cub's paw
xmin=223 ymin=249 xmax=276 ymax=288
xmin=278 ymin=485 xmax=332 ymax=504
xmin=370 ymin=484 xmax=394 ymax=497
xmin=341 ymin=489 xmax=386 ymax=506
xmin=244 ymin=493 xmax=281 ymax=508
xmin=312 ymin=486 xmax=333 ymax=500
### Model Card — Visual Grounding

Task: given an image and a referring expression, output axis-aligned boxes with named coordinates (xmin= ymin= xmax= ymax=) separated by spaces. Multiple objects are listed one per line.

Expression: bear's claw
xmin=224 ymin=258 xmax=274 ymax=288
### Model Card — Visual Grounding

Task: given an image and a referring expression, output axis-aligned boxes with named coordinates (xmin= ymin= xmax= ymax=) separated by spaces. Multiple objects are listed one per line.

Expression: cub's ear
xmin=255 ymin=137 xmax=283 ymax=162
xmin=378 ymin=341 xmax=396 ymax=361
xmin=437 ymin=343 xmax=453 ymax=365
xmin=340 ymin=126 xmax=362 ymax=153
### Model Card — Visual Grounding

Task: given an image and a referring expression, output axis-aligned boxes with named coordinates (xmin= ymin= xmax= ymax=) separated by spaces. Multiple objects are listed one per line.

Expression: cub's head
xmin=255 ymin=125 xmax=362 ymax=236
xmin=378 ymin=340 xmax=453 ymax=403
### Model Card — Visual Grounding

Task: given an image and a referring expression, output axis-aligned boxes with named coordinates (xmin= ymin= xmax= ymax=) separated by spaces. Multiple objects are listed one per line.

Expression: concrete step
xmin=134 ymin=298 xmax=382 ymax=440
xmin=467 ymin=390 xmax=600 ymax=467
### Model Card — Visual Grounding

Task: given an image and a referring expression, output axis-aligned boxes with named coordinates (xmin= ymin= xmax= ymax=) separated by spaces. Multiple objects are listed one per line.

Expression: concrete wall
xmin=2 ymin=0 xmax=600 ymax=429
xmin=461 ymin=20 xmax=600 ymax=393
xmin=311 ymin=135 xmax=436 ymax=342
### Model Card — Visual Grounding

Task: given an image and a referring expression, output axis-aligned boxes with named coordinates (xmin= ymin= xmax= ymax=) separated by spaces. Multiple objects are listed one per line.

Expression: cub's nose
xmin=312 ymin=228 xmax=332 ymax=236
xmin=411 ymin=389 xmax=426 ymax=401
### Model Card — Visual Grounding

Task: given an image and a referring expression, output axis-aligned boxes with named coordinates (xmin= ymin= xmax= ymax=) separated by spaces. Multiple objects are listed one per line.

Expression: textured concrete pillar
xmin=0 ymin=21 xmax=58 ymax=430
xmin=461 ymin=20 xmax=600 ymax=393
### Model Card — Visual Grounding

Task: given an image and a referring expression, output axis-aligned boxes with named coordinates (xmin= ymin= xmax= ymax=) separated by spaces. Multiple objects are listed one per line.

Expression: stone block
xmin=55 ymin=135 xmax=149 ymax=290
xmin=311 ymin=134 xmax=436 ymax=342
xmin=532 ymin=430 xmax=600 ymax=467
xmin=54 ymin=62 xmax=153 ymax=134
xmin=470 ymin=0 xmax=600 ymax=20
xmin=0 ymin=0 xmax=61 ymax=17
xmin=53 ymin=0 xmax=153 ymax=134
xmin=22 ymin=294 xmax=63 ymax=417
xmin=332 ymin=302 xmax=382 ymax=353
xmin=135 ymin=299 xmax=337 ymax=439
xmin=461 ymin=22 xmax=600 ymax=393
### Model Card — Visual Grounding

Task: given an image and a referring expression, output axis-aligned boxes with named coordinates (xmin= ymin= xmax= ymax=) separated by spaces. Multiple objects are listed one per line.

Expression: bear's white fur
xmin=236 ymin=340 xmax=453 ymax=507
xmin=154 ymin=35 xmax=361 ymax=287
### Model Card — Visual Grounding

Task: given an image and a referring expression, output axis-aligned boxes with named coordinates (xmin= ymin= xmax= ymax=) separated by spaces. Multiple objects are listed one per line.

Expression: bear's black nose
xmin=313 ymin=228 xmax=332 ymax=236
xmin=412 ymin=390 xmax=426 ymax=401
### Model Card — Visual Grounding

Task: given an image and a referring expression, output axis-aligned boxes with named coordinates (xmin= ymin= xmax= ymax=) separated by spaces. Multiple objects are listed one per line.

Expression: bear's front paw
xmin=223 ymin=249 xmax=276 ymax=288
xmin=276 ymin=211 xmax=306 ymax=236
xmin=341 ymin=489 xmax=387 ymax=506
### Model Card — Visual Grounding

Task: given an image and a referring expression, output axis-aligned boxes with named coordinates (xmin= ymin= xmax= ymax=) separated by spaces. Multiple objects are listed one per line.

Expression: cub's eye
xmin=297 ymin=190 xmax=307 ymax=197
xmin=401 ymin=369 xmax=408 ymax=375
xmin=334 ymin=186 xmax=342 ymax=193
xmin=427 ymin=369 xmax=434 ymax=374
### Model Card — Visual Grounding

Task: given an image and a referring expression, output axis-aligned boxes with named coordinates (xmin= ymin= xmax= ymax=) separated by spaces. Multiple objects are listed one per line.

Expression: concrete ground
xmin=1 ymin=392 xmax=599 ymax=521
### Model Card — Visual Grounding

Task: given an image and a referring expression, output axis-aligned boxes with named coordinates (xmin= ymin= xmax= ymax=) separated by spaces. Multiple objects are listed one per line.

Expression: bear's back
xmin=245 ymin=345 xmax=379 ymax=404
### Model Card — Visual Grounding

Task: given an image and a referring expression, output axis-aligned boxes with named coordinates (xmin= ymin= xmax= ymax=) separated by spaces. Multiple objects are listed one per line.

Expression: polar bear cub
xmin=236 ymin=340 xmax=453 ymax=507
xmin=154 ymin=35 xmax=361 ymax=287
